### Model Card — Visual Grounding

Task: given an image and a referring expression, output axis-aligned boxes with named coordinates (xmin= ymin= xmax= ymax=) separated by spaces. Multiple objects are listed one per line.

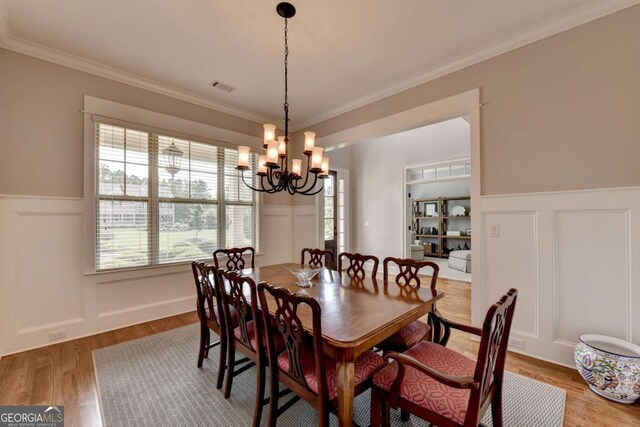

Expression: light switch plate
xmin=490 ymin=224 xmax=500 ymax=237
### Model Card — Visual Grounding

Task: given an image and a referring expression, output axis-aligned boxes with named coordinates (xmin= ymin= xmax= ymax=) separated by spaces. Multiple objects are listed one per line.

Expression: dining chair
xmin=191 ymin=261 xmax=231 ymax=389
xmin=213 ymin=246 xmax=256 ymax=271
xmin=370 ymin=289 xmax=518 ymax=427
xmin=257 ymin=283 xmax=385 ymax=427
xmin=337 ymin=252 xmax=379 ymax=279
xmin=376 ymin=257 xmax=440 ymax=353
xmin=300 ymin=248 xmax=335 ymax=269
xmin=218 ymin=269 xmax=282 ymax=427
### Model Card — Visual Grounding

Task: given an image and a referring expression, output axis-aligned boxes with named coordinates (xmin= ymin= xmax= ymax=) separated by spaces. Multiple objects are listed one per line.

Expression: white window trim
xmin=82 ymin=95 xmax=263 ymax=275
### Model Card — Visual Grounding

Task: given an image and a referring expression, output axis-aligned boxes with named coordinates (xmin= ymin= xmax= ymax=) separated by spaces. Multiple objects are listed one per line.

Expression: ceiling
xmin=0 ymin=0 xmax=637 ymax=129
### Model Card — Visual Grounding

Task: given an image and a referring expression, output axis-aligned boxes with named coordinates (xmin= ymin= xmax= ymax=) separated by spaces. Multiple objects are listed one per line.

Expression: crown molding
xmin=1 ymin=0 xmax=638 ymax=131
xmin=290 ymin=0 xmax=640 ymax=131
xmin=0 ymin=1 xmax=276 ymax=125
xmin=0 ymin=36 xmax=277 ymax=124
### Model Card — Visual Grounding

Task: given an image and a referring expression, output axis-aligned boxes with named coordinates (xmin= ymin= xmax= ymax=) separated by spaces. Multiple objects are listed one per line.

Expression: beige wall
xmin=0 ymin=48 xmax=291 ymax=205
xmin=310 ymin=6 xmax=640 ymax=196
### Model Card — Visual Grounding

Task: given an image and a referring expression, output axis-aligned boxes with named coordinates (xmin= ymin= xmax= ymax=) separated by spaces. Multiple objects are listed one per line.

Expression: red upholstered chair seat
xmin=235 ymin=320 xmax=285 ymax=353
xmin=278 ymin=347 xmax=385 ymax=401
xmin=382 ymin=320 xmax=430 ymax=348
xmin=373 ymin=341 xmax=480 ymax=425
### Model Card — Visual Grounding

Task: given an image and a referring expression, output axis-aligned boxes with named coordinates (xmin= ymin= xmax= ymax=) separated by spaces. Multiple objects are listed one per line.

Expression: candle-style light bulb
xmin=257 ymin=154 xmax=268 ymax=176
xmin=304 ymin=131 xmax=316 ymax=154
xmin=277 ymin=136 xmax=287 ymax=157
xmin=310 ymin=147 xmax=324 ymax=172
xmin=291 ymin=159 xmax=302 ymax=176
xmin=266 ymin=141 xmax=280 ymax=167
xmin=263 ymin=124 xmax=276 ymax=148
xmin=319 ymin=156 xmax=330 ymax=177
xmin=236 ymin=146 xmax=250 ymax=170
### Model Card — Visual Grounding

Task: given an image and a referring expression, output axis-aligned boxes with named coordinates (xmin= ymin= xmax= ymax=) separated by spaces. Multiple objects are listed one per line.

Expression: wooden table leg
xmin=336 ymin=360 xmax=355 ymax=427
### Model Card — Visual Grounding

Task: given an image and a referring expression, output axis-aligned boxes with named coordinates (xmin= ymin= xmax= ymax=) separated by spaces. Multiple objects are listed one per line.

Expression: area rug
xmin=93 ymin=324 xmax=565 ymax=426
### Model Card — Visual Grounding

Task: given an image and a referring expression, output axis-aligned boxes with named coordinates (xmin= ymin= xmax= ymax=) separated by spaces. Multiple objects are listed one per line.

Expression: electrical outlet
xmin=364 ymin=220 xmax=370 ymax=227
xmin=490 ymin=224 xmax=500 ymax=237
xmin=49 ymin=330 xmax=67 ymax=341
xmin=509 ymin=337 xmax=525 ymax=349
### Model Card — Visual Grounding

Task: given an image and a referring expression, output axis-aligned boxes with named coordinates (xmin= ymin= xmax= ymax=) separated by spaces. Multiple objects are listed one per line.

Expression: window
xmin=95 ymin=123 xmax=259 ymax=271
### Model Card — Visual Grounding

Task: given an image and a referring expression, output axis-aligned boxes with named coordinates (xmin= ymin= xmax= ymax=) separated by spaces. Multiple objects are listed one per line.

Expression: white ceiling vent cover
xmin=210 ymin=80 xmax=235 ymax=92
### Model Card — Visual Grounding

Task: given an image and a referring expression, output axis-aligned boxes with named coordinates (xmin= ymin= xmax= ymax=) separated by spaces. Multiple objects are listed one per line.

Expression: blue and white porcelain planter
xmin=574 ymin=334 xmax=640 ymax=404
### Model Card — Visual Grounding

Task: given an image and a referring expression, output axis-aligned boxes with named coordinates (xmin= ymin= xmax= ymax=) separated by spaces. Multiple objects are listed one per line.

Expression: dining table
xmin=235 ymin=262 xmax=444 ymax=427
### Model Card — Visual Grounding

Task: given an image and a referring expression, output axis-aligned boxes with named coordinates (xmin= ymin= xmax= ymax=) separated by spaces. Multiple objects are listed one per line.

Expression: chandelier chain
xmin=284 ymin=17 xmax=289 ymax=138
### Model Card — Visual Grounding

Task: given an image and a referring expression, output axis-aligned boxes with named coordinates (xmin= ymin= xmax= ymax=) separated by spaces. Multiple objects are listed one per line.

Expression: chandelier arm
xmin=262 ymin=174 xmax=280 ymax=194
xmin=240 ymin=170 xmax=268 ymax=193
xmin=299 ymin=179 xmax=324 ymax=196
xmin=266 ymin=168 xmax=277 ymax=189
xmin=293 ymin=155 xmax=313 ymax=190
xmin=297 ymin=170 xmax=320 ymax=194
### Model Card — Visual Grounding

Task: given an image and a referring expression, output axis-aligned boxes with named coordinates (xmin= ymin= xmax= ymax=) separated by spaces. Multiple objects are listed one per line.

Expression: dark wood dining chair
xmin=218 ymin=269 xmax=283 ymax=427
xmin=191 ymin=261 xmax=229 ymax=389
xmin=370 ymin=289 xmax=518 ymax=427
xmin=301 ymin=247 xmax=335 ymax=269
xmin=258 ymin=283 xmax=385 ymax=427
xmin=376 ymin=257 xmax=440 ymax=353
xmin=213 ymin=246 xmax=256 ymax=271
xmin=337 ymin=252 xmax=379 ymax=279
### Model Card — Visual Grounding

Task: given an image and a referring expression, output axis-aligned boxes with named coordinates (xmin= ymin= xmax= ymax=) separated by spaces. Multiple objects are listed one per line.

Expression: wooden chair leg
xmin=216 ymin=331 xmax=227 ymax=390
xmin=400 ymin=409 xmax=410 ymax=422
xmin=197 ymin=324 xmax=207 ymax=367
xmin=268 ymin=364 xmax=278 ymax=427
xmin=491 ymin=393 xmax=504 ymax=427
xmin=382 ymin=399 xmax=390 ymax=427
xmin=224 ymin=342 xmax=236 ymax=398
xmin=319 ymin=406 xmax=330 ymax=427
xmin=370 ymin=388 xmax=382 ymax=427
xmin=253 ymin=360 xmax=265 ymax=427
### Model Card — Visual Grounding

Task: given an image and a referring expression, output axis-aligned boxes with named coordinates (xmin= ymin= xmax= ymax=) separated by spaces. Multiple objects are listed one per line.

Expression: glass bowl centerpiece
xmin=288 ymin=266 xmax=322 ymax=288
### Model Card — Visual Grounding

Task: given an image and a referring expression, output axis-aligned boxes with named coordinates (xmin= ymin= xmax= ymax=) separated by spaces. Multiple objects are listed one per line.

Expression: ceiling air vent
xmin=210 ymin=80 xmax=235 ymax=93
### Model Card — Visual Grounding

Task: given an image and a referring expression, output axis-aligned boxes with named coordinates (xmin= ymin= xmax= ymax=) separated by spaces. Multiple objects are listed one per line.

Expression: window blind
xmin=95 ymin=122 xmax=259 ymax=271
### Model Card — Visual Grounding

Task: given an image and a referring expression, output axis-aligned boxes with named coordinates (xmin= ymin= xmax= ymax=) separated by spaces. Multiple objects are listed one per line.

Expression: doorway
xmin=319 ymin=169 xmax=349 ymax=261
xmin=323 ymin=171 xmax=338 ymax=261
xmin=317 ymin=89 xmax=482 ymax=324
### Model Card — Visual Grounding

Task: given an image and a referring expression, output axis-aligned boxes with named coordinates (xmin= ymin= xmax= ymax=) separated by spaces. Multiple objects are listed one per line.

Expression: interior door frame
xmin=315 ymin=89 xmax=482 ymax=326
xmin=315 ymin=166 xmax=350 ymax=254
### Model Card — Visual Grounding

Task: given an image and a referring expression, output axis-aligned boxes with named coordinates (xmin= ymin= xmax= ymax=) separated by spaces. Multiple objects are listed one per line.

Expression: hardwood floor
xmin=1 ymin=278 xmax=639 ymax=426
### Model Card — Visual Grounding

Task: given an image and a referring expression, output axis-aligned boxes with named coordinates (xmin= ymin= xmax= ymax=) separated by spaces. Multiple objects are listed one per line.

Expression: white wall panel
xmin=261 ymin=205 xmax=295 ymax=266
xmin=483 ymin=211 xmax=538 ymax=337
xmin=294 ymin=205 xmax=318 ymax=259
xmin=554 ymin=210 xmax=630 ymax=344
xmin=16 ymin=213 xmax=84 ymax=332
xmin=479 ymin=187 xmax=639 ymax=367
xmin=97 ymin=272 xmax=193 ymax=317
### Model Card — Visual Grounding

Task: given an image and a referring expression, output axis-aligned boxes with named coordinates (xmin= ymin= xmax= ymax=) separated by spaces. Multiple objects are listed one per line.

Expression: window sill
xmin=85 ymin=253 xmax=264 ymax=280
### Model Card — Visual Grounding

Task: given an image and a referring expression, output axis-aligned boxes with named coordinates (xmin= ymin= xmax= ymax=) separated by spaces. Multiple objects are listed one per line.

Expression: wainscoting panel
xmin=479 ymin=187 xmax=640 ymax=367
xmin=261 ymin=205 xmax=295 ymax=266
xmin=294 ymin=205 xmax=319 ymax=258
xmin=554 ymin=210 xmax=631 ymax=344
xmin=16 ymin=212 xmax=85 ymax=332
xmin=0 ymin=196 xmax=294 ymax=356
xmin=97 ymin=271 xmax=193 ymax=317
xmin=482 ymin=211 xmax=538 ymax=338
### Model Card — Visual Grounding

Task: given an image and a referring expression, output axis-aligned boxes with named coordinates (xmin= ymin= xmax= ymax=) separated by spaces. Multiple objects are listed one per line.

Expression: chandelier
xmin=236 ymin=2 xmax=328 ymax=195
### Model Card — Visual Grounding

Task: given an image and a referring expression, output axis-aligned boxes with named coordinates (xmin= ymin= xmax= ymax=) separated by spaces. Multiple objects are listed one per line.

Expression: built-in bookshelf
xmin=412 ymin=196 xmax=471 ymax=258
